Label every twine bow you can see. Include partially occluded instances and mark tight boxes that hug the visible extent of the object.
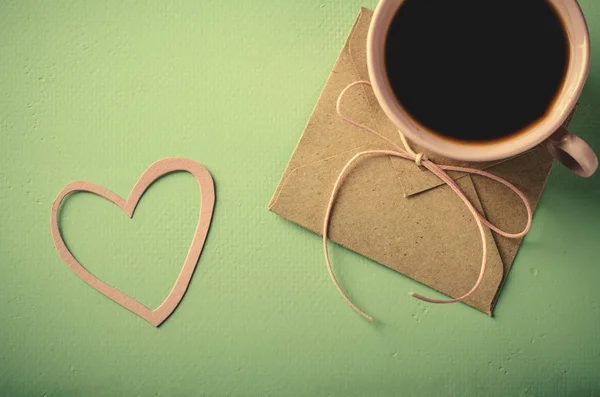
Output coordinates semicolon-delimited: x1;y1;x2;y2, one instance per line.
323;81;533;321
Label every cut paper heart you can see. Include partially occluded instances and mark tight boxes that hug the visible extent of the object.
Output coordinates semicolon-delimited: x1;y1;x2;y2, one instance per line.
50;158;215;327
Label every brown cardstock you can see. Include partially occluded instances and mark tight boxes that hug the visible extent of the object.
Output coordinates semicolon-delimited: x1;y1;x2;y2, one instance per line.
50;158;215;326
268;8;577;315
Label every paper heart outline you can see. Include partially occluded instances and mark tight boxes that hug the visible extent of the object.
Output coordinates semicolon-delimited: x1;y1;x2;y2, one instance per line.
50;158;215;327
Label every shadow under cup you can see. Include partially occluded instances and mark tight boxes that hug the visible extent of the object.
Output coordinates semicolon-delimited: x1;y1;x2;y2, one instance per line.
367;0;594;168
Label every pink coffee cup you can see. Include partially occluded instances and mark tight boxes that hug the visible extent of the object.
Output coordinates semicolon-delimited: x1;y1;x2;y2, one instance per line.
367;0;598;177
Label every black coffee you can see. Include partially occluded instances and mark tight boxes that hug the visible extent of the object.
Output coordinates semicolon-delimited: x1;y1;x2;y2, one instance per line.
385;0;569;142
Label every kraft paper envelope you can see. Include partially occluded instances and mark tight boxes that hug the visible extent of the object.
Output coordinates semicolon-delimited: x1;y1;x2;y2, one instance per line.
269;7;577;315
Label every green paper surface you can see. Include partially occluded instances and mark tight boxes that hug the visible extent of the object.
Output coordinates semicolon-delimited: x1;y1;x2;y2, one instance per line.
1;1;600;396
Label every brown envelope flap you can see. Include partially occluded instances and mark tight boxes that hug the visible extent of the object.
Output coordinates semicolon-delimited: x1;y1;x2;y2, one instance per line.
404;104;578;196
401;104;578;197
390;104;578;197
269;144;505;314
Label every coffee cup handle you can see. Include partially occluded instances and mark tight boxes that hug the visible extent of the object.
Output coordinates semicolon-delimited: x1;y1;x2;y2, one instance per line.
545;126;598;177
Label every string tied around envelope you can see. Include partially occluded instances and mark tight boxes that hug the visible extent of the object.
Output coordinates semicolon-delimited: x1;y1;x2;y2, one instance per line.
324;80;533;322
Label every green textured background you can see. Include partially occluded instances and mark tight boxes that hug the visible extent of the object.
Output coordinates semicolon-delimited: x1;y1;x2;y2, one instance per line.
1;1;600;396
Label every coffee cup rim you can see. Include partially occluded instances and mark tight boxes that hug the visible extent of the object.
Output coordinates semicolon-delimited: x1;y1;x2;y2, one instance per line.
367;0;590;162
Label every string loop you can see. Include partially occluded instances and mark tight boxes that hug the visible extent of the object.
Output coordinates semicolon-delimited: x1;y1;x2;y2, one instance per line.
324;80;533;321
414;152;426;167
